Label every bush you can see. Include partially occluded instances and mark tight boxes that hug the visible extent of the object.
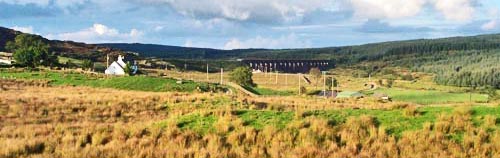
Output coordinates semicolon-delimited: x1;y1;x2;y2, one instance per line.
229;67;255;87
403;106;420;117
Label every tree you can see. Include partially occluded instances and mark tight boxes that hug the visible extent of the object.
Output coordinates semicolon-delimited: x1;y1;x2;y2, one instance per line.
124;63;132;76
326;77;338;90
229;66;255;87
387;78;394;88
486;86;498;102
82;59;94;71
6;34;54;67
309;67;321;88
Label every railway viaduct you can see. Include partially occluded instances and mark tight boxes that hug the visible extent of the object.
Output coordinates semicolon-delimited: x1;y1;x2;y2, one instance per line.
242;60;334;73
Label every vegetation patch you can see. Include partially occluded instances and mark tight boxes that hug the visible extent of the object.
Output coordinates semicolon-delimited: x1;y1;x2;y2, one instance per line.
0;70;225;92
235;110;294;130
375;88;488;105
176;113;218;134
243;86;295;96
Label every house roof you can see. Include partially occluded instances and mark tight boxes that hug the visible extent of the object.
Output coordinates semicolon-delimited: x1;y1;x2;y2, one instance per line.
0;52;12;57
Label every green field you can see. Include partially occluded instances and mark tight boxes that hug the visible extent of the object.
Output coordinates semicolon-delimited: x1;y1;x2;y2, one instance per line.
0;70;225;92
374;88;489;105
169;106;500;137
244;86;295;96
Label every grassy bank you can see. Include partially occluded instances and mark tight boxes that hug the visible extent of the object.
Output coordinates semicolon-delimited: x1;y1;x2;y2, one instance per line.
243;86;295;96
171;106;500;137
0;69;225;92
374;88;489;105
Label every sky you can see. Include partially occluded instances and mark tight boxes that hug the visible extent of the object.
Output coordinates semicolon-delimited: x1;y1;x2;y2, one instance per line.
1;0;500;50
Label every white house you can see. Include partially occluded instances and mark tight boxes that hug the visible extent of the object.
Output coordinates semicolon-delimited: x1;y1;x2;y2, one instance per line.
0;52;14;65
105;55;127;75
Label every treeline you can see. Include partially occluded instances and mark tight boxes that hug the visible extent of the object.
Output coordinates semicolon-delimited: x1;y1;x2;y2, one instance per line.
409;50;500;88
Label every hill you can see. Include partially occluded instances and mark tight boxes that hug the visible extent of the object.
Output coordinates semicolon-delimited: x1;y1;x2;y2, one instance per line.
100;34;500;63
0;26;124;61
2;26;499;88
97;43;267;59
101;34;500;88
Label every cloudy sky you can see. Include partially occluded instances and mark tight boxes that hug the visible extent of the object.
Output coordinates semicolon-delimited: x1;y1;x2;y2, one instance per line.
1;0;500;49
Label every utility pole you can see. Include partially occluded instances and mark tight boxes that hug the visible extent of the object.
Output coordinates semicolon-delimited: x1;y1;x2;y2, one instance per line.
331;76;334;97
275;71;278;85
270;68;273;82
206;63;209;82
323;72;326;97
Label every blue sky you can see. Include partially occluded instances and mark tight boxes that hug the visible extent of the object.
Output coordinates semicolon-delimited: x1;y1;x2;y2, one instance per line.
1;0;500;49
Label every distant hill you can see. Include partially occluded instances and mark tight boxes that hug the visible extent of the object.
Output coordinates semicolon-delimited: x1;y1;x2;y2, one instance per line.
97;43;267;59
0;27;21;52
2;26;499;87
0;26;125;61
99;34;500;63
100;34;500;88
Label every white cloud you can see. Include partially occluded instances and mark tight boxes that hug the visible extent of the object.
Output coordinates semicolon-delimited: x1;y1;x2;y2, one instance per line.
481;8;500;31
349;0;476;22
154;26;164;32
433;0;475;22
481;20;497;30
53;0;86;8
223;34;311;50
0;0;50;6
46;24;144;43
0;0;86;8
156;0;335;23
350;0;426;19
11;26;34;34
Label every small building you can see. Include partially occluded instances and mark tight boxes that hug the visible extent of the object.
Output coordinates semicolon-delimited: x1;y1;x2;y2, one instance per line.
336;91;364;98
0;52;14;65
105;55;137;75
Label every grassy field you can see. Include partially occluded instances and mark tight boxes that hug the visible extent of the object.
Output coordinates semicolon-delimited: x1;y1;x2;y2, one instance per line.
1;68;499;157
244;86;295;96
374;88;489;105
1;76;500;157
0;69;225;92
167;106;500;137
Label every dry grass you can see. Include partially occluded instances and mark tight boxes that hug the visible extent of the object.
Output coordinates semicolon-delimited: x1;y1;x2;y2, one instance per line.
1;79;500;157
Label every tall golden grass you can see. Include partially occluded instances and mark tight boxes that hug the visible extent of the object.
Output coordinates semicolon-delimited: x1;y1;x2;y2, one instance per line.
1;79;500;157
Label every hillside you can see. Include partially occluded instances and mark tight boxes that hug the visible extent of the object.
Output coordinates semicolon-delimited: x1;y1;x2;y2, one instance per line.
101;34;500;88
2;26;499;88
0;27;124;61
99;34;500;62
97;43;267;59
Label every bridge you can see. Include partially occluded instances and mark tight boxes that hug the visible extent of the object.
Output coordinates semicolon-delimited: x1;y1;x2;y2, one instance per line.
242;60;334;73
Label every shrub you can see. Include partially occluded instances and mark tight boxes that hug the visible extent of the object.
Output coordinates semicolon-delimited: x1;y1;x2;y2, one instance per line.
403;106;420;117
229;67;255;87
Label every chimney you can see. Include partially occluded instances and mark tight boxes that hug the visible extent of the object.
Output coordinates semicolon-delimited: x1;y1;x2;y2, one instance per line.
106;54;110;68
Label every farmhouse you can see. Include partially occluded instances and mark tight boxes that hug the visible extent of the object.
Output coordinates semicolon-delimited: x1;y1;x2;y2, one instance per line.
0;52;14;65
105;55;137;75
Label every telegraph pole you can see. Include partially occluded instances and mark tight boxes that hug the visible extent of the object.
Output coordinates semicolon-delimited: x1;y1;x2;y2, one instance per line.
331;76;334;97
275;71;278;85
323;72;326;97
206;63;209;82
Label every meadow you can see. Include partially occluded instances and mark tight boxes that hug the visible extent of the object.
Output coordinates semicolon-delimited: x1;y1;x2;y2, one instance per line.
0;69;226;93
1;69;499;157
374;88;489;105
